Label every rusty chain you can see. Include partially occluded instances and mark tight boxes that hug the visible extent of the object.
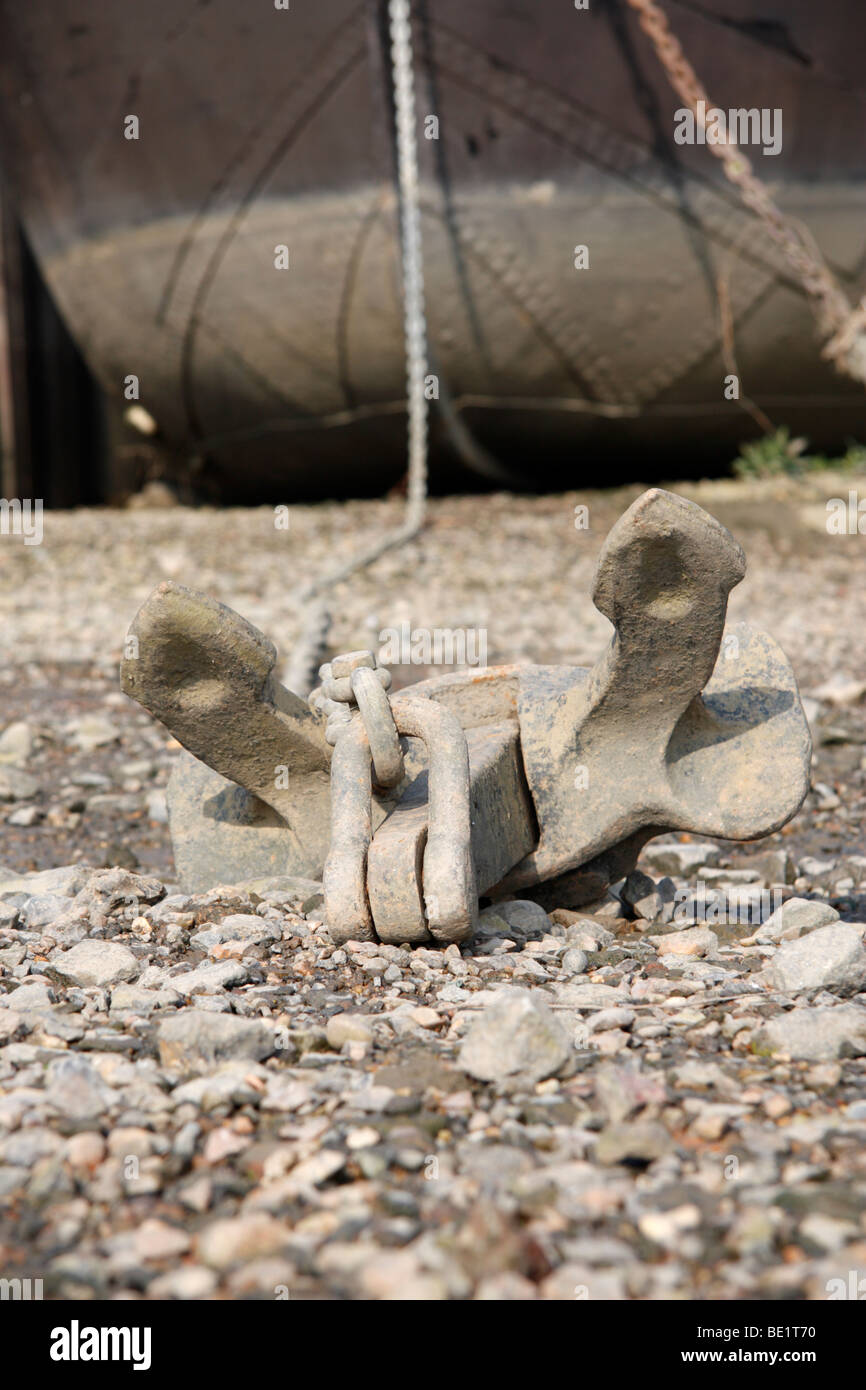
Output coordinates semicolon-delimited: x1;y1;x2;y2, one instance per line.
625;0;866;385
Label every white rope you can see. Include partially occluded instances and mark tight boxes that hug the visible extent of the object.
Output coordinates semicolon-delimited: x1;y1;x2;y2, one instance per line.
287;0;429;695
389;0;429;529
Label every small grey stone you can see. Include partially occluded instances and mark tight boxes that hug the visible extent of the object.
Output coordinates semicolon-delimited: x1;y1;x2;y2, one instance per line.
0;721;34;765
0;1011;26;1042
798;855;837;880
19;894;70;929
642;841;721;877
196;1213;291;1270
234;876;324;912
49;940;140;989
457;1142;534;1189
481;900;550;939
0;766;40;801
738;849;795;886
45;1056;113;1120
158;1009;277;1071
809;674;866;706
326;1013;374;1049
621;870;661;921
190;914;279;950
587;1007;636;1034
563;920;615;951
148;1265;218;1299
213;914;275;938
594;1121;671;1166
78;866;165;906
560;948;588;976
0;865;88;900
755;897;839;943
176;1066;267;1111
755;1004;866;1061
458;987;570;1087
146;789;168;824
798;1213;858;1252
552;982;628;1009
0;981;55;1011
191;995;234;1014
647;925;719;958
764;924;866;996
109;983;181;1015
0;1127;63;1166
170;960;249;995
581;893;625;921
63;714;120;753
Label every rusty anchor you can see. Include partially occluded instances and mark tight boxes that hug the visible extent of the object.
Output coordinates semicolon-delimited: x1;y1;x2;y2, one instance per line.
120;489;811;944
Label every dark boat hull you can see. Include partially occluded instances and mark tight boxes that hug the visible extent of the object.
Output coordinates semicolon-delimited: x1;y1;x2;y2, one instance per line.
0;0;864;499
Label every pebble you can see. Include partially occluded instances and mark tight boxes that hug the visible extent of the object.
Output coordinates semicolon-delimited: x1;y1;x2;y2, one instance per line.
0;981;54;1010
63;714;120;752
191;914;279;949
639;1204;702;1246
197;1214;291;1270
587;1007;636;1034
620;870;662;921
755;896;840;943
480;900;551;938
148;1265;218;1299
44;1057;113;1120
171;960;249;995
134;1219;192;1262
755;1003;866;1060
1;865;85;899
326;1013;374;1048
560;947;588;975
409;1006;442;1028
595;1121;671;1166
458;987;571;1087
0;721;34;764
764;924;866;996
641;841;721;876
49;939;139;988
648;925;718;958
798;1213;859;1252
109;983;181;1014
65;1132;107;1169
0;766;40;801
157;1010;277;1071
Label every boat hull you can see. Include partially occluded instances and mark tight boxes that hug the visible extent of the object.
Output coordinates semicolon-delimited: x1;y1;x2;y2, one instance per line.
0;0;864;497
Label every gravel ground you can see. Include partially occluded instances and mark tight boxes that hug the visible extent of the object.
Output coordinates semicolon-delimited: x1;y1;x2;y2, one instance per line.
0;473;865;1301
